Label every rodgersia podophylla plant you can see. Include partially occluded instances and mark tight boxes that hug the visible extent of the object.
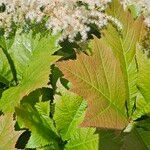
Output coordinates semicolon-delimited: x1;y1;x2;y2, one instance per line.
0;0;149;150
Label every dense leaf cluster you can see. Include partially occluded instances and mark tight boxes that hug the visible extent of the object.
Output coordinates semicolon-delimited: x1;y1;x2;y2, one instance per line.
0;0;149;150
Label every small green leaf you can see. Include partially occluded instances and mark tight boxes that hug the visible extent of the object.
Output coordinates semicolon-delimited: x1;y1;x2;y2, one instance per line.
8;31;60;80
54;88;87;140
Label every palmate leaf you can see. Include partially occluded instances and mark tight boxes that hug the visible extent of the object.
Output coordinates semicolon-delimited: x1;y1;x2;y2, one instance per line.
16;102;59;149
57;36;128;130
54;86;87;140
104;0;146;115
0;33;60;113
0;114;23;150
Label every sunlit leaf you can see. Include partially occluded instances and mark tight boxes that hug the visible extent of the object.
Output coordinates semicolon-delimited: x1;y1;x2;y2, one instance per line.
133;47;150;118
16;102;59;148
0;33;61;113
65;128;98;150
57;35;128;129
105;0;146;115
54;86;87;140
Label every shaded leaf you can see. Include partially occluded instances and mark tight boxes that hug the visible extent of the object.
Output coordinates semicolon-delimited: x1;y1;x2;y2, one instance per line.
0;36;17;84
0;48;13;85
0;114;23;150
98;129;123;150
122;119;150;150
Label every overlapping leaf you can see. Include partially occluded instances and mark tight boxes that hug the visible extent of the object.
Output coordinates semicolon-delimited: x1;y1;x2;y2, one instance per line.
57;0;146;129
54;87;87;140
133;48;150;118
104;0;146;114
54;85;98;149
16;102;59;149
0;114;23;150
65;128;98;150
98;129;123;150
0;36;16;85
122;119;150;150
0;33;60;113
8;31;60;80
57;35;128;129
0;49;13;85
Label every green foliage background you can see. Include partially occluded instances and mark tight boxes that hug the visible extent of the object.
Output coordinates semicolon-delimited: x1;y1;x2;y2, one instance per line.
0;0;149;150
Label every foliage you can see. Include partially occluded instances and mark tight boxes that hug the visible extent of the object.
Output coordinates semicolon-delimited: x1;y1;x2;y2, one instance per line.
0;0;149;149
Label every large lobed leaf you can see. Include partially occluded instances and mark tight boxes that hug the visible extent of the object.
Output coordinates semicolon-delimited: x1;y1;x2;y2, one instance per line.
57;35;128;130
0;33;60;113
57;0;146;129
0;114;23;150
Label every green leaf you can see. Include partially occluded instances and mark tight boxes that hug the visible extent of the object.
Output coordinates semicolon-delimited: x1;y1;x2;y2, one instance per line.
0;114;23;150
0;36;17;84
65;128;99;150
0;48;13;85
54;86;87;140
0;33;61;113
57;35;128;130
137;49;150;103
16;102;59;149
105;0;146;115
8;31;60;80
133;48;150;118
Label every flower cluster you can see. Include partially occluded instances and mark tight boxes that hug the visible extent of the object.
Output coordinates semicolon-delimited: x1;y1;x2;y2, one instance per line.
121;0;150;27
0;0;113;42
